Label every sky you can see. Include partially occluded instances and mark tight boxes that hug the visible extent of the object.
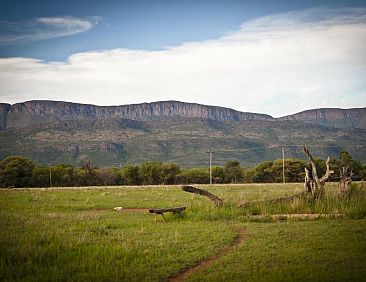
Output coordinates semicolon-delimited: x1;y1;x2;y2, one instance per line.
0;0;365;117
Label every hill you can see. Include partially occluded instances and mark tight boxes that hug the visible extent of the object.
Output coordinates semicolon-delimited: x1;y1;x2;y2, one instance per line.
0;100;365;167
278;108;366;129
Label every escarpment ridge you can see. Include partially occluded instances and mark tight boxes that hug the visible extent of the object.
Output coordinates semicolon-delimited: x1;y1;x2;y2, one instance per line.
1;100;365;129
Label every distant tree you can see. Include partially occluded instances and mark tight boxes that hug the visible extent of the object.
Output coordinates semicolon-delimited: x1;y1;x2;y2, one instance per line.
0;156;34;187
161;163;180;185
212;166;225;183
242;167;253;183
30;165;50;187
340;150;354;169
140;161;163;185
271;158;306;183
59;165;78;186
178;168;210;184
340;150;363;173
96;167;118;186
225;160;243;183
224;160;243;183
119;164;141;185
50;165;75;187
248;161;274;183
76;159;97;186
317;150;362;181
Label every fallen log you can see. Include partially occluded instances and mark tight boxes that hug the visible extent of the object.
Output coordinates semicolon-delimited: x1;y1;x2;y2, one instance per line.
238;191;306;208
182;185;224;207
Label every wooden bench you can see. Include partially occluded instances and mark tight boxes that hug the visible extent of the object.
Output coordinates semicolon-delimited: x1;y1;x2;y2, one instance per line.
148;206;186;222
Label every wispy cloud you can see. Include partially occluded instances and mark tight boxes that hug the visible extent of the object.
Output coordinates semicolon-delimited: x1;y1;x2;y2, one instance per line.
0;16;100;44
0;7;365;117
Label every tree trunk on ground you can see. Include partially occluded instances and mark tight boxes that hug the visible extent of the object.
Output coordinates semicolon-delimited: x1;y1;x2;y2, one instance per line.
182;185;224;207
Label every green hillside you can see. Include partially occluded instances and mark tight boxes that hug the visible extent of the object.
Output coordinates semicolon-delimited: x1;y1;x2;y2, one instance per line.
1;117;365;167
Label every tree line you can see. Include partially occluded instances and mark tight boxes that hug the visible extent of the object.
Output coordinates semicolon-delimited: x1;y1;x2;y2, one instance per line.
0;151;365;188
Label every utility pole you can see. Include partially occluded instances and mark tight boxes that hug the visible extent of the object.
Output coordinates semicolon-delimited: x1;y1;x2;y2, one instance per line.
282;147;285;184
49;163;52;188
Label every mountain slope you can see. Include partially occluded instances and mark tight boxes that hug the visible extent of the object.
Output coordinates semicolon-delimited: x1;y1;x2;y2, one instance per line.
0;100;365;167
0;100;273;130
1;100;365;129
278;108;366;129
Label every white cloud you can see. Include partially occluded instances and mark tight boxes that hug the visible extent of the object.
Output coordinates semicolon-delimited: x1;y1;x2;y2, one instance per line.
0;16;99;44
0;7;365;117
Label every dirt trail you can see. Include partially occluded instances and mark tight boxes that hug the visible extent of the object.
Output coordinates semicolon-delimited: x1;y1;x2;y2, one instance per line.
87;208;149;213
118;208;148;213
169;227;248;282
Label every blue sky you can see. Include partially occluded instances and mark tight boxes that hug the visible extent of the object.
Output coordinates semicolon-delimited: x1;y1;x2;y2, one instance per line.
0;0;365;116
1;0;365;61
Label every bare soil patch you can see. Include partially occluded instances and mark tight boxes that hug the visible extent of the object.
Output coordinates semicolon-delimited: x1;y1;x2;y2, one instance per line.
119;208;149;213
83;208;149;213
169;227;248;282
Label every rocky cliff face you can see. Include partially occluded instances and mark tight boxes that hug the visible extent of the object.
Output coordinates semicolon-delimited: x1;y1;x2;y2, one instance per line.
3;100;274;129
0;103;11;130
1;100;365;129
278;108;366;129
1;100;365;166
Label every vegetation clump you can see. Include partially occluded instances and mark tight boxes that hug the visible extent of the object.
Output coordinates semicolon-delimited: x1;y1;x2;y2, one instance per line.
0;150;364;188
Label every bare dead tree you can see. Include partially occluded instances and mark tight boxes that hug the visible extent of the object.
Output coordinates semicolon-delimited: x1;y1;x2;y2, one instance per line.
303;145;333;198
304;167;314;193
237;146;334;209
338;166;353;196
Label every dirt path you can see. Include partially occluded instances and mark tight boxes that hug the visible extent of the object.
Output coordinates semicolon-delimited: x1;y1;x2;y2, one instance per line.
168;227;248;282
86;208;149;213
118;208;148;213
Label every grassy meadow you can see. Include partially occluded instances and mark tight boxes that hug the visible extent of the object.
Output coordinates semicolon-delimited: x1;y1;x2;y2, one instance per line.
0;183;365;281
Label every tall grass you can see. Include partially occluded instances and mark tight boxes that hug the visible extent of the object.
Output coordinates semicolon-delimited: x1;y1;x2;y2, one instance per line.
187;219;366;282
176;182;366;222
250;182;366;218
0;182;365;281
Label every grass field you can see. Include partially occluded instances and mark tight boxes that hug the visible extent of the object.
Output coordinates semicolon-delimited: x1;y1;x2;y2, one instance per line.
1;183;365;281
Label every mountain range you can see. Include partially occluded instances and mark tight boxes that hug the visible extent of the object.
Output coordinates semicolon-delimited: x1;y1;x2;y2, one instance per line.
0;100;365;167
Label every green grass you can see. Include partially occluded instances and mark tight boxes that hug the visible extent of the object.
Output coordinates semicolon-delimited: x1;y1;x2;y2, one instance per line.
188;220;366;282
0;183;365;281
